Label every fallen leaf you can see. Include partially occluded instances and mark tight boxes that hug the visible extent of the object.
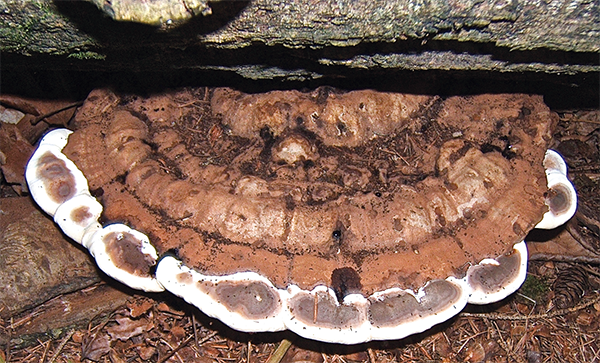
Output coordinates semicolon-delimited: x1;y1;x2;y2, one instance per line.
171;325;186;340
432;332;453;357
128;298;153;318
106;317;154;341
481;339;500;361
81;333;110;362
198;345;220;357
109;350;127;363
532;325;552;338
282;345;324;363
343;351;369;362
72;331;84;343
464;341;485;363
137;345;157;361
156;302;185;315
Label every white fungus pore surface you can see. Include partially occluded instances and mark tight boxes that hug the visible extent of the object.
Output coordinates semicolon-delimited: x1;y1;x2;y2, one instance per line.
24;97;578;344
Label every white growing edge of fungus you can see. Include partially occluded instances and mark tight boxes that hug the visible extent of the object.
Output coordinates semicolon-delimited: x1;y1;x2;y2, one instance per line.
25;128;578;344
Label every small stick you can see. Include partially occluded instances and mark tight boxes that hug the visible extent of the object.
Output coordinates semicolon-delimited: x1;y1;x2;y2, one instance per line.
158;331;218;363
48;329;75;363
266;339;292;363
561;119;600;125
159;337;189;363
367;348;377;363
313;294;318;324
39;339;51;363
530;254;600;264
192;315;198;348
31;101;84;125
461;293;600;320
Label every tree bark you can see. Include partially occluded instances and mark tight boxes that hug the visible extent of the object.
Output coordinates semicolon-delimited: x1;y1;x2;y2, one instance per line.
0;0;598;80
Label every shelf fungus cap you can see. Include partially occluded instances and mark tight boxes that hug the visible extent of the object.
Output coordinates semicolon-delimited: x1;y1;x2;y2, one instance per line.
368;278;469;341
38;128;73;149
535;150;577;230
87;224;164;292
466;241;528;304
156;255;287;332
282;285;371;344
43;91;574;344
54;193;103;244
543;149;568;176
25;129;91;216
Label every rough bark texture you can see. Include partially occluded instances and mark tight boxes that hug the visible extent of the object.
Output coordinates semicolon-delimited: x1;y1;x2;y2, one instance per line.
0;0;598;80
0;197;100;318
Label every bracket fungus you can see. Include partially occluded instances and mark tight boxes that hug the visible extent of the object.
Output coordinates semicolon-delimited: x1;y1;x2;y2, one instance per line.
25;88;577;344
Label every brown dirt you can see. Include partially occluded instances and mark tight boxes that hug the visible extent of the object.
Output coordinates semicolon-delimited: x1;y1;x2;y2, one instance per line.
1;94;598;363
63;88;552;293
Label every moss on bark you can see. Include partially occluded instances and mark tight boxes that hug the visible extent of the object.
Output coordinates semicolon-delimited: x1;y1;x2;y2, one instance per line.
0;0;598;79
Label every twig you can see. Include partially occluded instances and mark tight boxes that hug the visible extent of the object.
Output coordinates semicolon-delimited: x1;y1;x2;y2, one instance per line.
492;320;523;363
461;293;600;320
266;339;292;363
176;100;209;108
39;339;51;363
159;337;188;363
581;265;600;278
456;331;487;354
192;315;198;348
367;348;377;363
158;331;217;363
563;119;600;125
417;343;432;360
48;329;75;363
31;101;84;125
529;253;600;264
197;331;218;345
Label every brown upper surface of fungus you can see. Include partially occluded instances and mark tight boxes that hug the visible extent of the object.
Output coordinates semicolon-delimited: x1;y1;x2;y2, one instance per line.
62;87;556;295
36;152;78;204
103;231;156;277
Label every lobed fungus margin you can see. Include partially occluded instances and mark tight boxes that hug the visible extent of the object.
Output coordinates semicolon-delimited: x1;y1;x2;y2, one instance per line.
25;88;577;343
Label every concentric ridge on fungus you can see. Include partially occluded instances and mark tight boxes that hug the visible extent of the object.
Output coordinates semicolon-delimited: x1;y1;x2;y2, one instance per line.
25;88;578;344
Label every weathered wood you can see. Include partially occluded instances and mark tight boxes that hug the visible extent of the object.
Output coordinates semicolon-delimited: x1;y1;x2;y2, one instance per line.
88;0;213;25
0;0;598;79
0;197;101;318
2;284;130;349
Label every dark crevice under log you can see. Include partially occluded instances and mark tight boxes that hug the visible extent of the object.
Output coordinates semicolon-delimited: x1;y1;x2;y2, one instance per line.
0;0;598;82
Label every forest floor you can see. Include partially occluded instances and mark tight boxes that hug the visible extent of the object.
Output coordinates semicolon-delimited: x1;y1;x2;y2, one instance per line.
0;94;598;363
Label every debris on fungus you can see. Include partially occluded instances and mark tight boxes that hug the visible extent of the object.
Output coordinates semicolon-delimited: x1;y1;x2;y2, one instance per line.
26;129;163;293
25;87;577;343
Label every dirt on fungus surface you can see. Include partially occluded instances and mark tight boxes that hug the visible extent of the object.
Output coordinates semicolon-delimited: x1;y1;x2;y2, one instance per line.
62;87;554;294
1;95;599;363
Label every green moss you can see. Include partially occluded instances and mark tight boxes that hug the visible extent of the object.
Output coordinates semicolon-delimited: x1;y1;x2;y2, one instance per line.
518;275;550;304
68;51;106;60
0;0;99;55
